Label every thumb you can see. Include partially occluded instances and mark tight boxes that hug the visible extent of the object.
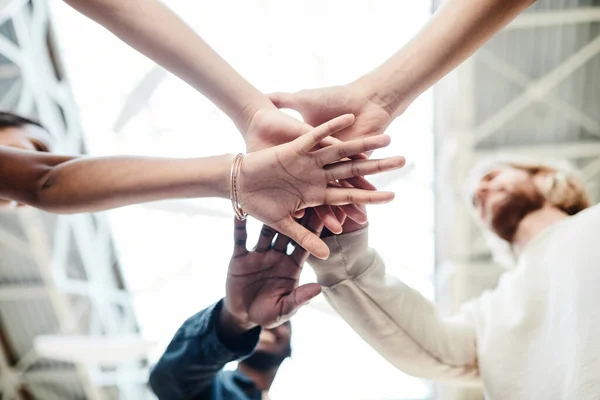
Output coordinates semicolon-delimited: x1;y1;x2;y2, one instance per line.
275;218;330;260
281;283;322;317
269;92;300;110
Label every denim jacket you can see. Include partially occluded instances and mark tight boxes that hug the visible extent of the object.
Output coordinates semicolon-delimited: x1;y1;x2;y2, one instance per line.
149;300;263;400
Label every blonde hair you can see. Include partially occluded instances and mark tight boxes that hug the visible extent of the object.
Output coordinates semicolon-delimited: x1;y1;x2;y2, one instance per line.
465;157;591;267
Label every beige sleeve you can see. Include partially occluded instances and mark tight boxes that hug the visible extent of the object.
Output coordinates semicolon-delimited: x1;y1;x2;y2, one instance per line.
309;227;481;383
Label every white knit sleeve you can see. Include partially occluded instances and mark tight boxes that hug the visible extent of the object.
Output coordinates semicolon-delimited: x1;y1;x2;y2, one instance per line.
309;227;481;383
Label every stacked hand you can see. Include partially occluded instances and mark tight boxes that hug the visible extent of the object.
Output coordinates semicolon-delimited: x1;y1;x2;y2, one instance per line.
243;90;397;235
268;84;393;144
244;105;373;232
241;114;405;259
222;215;324;331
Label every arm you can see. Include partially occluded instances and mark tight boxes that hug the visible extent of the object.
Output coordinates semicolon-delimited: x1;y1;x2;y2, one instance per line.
309;226;480;382
149;300;262;400
60;0;376;232
354;0;536;117
1;115;404;259
0;145;232;213
149;216;325;399
62;0;269;134
270;0;535;141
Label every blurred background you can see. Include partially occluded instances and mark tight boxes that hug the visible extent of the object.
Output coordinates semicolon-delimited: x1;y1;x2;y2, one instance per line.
0;0;598;399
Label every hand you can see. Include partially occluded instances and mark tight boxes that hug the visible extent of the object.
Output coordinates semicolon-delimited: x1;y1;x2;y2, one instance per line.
269;84;393;145
321;204;368;238
239;114;406;259
243;105;371;231
243;105;310;153
223;216;324;330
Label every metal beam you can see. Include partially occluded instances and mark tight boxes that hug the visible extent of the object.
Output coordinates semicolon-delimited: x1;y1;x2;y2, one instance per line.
478;50;600;138
0;79;22;110
92;369;149;387
0;226;32;257
22;369;75;383
0;340;23;400
582;158;600;181
474;34;600;145
62;280;132;306
0;33;23;66
17;211;102;400
474;140;600;160
0;0;28;27
507;7;600;30
0;285;47;301
0;64;20;79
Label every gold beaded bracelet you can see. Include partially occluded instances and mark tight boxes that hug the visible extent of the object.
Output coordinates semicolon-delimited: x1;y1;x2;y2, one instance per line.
229;153;248;221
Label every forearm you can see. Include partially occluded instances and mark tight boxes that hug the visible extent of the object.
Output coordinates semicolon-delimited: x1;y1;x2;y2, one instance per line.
352;0;535;117
218;303;258;341
63;0;271;132
0;147;233;213
310;229;480;382
149;301;260;400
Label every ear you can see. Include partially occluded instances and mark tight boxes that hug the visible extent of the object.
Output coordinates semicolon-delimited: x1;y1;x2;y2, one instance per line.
539;172;568;208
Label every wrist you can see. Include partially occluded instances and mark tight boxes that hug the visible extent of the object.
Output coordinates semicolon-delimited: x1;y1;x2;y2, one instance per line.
234;151;257;212
350;71;411;119
219;304;257;338
210;154;236;199
237;96;275;136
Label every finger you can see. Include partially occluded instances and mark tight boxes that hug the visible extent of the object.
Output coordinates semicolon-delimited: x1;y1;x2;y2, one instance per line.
293;209;306;219
337;181;368;224
316;136;368;160
273;232;292;253
339;204;365;224
314;205;342;234
275;218;330;260
324;188;395;206
295;114;355;152
268;92;297;109
291;211;324;265
254;224;277;252
281;283;322;316
350;152;369;160
333;206;347;225
325;156;406;181
314;135;391;166
343;177;377;191
317;135;340;149
233;218;248;257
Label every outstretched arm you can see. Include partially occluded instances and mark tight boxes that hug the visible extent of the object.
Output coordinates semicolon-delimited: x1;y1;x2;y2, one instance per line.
354;0;536;117
1;115;405;259
62;0;270;135
309;214;481;382
270;0;535;141
151;215;325;399
60;0;377;232
149;300;262;400
0;145;232;213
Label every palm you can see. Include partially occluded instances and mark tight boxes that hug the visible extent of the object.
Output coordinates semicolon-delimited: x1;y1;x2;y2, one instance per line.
237;114;405;259
244;107;310;153
240;146;327;226
270;85;393;144
225;220;322;329
227;251;302;328
243;103;388;234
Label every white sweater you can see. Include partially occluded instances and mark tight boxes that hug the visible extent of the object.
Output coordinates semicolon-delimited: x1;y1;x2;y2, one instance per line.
309;204;600;399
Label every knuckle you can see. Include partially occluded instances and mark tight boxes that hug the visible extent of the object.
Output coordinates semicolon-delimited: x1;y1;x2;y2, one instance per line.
351;163;361;177
346;192;353;203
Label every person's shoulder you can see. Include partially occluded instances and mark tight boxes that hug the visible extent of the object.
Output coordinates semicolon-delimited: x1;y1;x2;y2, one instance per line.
564;203;600;230
574;203;600;218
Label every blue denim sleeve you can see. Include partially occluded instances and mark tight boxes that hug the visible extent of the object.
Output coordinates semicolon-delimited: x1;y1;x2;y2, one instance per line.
149;299;261;400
